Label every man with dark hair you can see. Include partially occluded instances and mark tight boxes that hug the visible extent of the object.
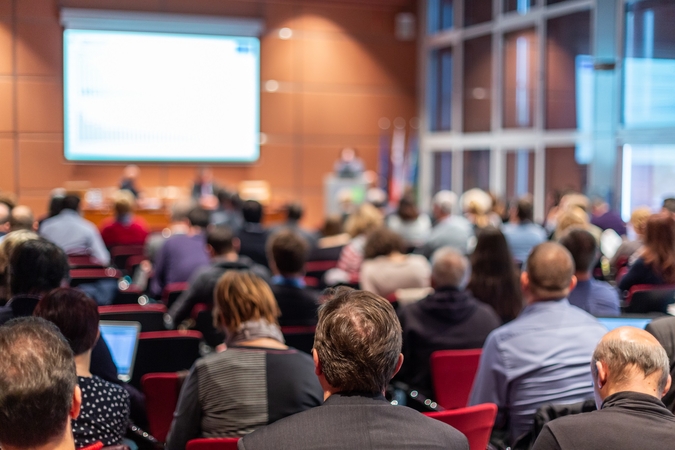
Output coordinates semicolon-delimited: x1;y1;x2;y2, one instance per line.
268;229;319;327
270;202;318;248
237;200;270;268
0;317;82;450
211;190;243;232
469;242;607;445
167;225;270;328
590;197;626;236
239;288;469;450
502;196;547;262
532;327;675;450
39;193;110;265
150;206;211;298
560;228;620;316
662;197;675;215
397;247;501;398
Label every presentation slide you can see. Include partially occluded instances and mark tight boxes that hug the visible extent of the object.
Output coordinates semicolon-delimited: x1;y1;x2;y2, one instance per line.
64;29;260;162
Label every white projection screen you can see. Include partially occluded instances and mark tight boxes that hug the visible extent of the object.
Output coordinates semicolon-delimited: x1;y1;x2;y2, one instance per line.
61;9;262;162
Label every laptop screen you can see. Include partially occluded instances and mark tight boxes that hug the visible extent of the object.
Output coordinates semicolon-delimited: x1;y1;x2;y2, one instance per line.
597;317;653;332
99;321;141;382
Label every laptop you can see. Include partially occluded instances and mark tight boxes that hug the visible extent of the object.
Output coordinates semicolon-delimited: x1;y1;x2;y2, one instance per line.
596;316;655;332
99;321;141;383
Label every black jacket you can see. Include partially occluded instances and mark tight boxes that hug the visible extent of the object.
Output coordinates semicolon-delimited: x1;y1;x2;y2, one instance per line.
271;283;320;327
646;316;675;412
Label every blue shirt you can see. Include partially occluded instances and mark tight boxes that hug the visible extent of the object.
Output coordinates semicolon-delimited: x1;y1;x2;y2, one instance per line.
568;279;621;317
420;215;474;257
501;222;548;263
469;299;607;441
40;209;110;265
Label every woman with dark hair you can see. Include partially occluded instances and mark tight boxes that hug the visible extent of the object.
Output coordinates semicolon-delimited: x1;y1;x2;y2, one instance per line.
618;213;675;293
166;271;322;449
386;194;432;246
466;227;523;323
34;288;130;448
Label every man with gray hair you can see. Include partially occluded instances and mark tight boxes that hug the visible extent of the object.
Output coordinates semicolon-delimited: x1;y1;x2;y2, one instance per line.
532;327;675;449
418;190;474;257
396;247;501;398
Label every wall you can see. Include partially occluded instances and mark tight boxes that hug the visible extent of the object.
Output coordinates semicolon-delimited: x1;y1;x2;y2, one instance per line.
0;0;417;226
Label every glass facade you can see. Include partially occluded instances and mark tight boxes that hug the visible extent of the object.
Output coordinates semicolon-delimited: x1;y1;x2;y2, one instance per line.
503;28;538;129
428;48;453;131
463;35;492;132
427;0;454;34
504;0;534;15
463;150;491;192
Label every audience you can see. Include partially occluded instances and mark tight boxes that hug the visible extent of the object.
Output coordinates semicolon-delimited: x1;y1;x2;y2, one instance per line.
560;228;620;316
662;197;675;215
591;197;627;236
237;200;270;268
532;327;675;450
646;316;675;412
618;212;675;294
310;214;350;260
386;193;432;246
0;317;82;450
419;190;474;257
461;188;501;229
0;230;39;304
397;248;501;398
99;189;150;247
40;194;111;265
469;242;607;444
611;206;650;272
467;227;523;323
268;229;320;327
239;287;469;450
0;201;10;238
167;225;270;328
166;271;322;449
150;206;210;298
8;205;37;233
359;227;431;298
211;190;243;232
34;288;131;448
270;202;318;248
501;196;547;263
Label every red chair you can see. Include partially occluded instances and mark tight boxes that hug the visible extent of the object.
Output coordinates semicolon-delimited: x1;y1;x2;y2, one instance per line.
99;304;167;332
162;282;189;307
425;403;497;450
70;267;122;287
125;254;146;275
68;254;105;269
281;325;316;355
624;284;675;314
186;438;240;450
141;373;181;443
430;349;482;410
110;245;145;273
113;284;146;305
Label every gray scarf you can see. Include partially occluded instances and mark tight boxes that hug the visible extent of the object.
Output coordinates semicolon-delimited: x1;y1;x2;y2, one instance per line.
225;319;285;346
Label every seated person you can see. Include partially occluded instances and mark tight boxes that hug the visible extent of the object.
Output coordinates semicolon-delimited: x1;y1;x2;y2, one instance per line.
501;196;547;263
0;317;83;450
397;247;501;398
210;190;243;233
533;327;675;450
237;200;270;268
268;229;320;327
167;225;270;328
418;190;474;257
0;229;38;304
312;215;350;259
166;271;322;449
560;228;620;316
99;189;150;247
386;194;432;247
269;202;318;249
359;227;431;298
34;288;130;448
611;207;650;273
8;205;37;233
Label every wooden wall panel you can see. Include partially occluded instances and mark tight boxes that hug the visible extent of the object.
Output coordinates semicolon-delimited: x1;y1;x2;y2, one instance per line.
0;0;417;227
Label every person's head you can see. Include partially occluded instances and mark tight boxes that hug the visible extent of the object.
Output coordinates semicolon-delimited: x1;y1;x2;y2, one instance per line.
198;167;214;183
268;230;309;277
630;207;652;237
344;203;383;238
522;242;576;303
207;225;239;257
559;228;598;275
213;271;280;332
9;238;69;297
9;206;35;232
187;206;210;229
560;193;590;213
123;164;139;181
432;190;457;219
363;227;405;260
471;226;516;273
321;215;343;237
431;247;470;289
340;147;356;162
0;317;81;449
47;192;65;218
285;202;303;222
0;202;10;234
111;190;135;218
554;206;589;239
591;327;671;408
313;287;403;395
662;197;675;214
34;288;99;356
642;213;675;283
61;194;81;212
513;196;535;223
591;197;609;216
397;194;419;222
242;200;264;224
169;199;194;224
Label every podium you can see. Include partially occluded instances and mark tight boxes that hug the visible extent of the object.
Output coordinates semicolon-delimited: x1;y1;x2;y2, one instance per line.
324;175;369;216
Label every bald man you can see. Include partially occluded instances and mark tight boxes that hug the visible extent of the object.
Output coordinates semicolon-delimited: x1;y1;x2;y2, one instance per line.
469;242;607;444
532;327;675;449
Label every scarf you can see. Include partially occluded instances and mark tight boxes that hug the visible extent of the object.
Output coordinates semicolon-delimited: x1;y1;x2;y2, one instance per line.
225;319;285;346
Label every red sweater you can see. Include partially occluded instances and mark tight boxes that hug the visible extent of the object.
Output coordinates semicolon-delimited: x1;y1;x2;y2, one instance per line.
100;216;150;247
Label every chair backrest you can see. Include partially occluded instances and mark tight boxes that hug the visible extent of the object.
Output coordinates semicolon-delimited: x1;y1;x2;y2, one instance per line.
625;284;675;314
161;282;189;307
68;254;105;269
281;325;316;354
425;403;497;450
430;349;482;410
130;330;202;388
70;267;122;286
186;438;240;450
141;372;181;443
113;284;145;305
99;304;167;332
110;245;145;273
125;254;146;275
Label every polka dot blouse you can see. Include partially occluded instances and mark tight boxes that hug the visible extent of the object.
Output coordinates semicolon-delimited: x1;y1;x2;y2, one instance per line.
72;375;130;447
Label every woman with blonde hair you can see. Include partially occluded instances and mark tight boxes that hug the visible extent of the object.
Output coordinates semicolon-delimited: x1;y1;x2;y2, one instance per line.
166;271;322;449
